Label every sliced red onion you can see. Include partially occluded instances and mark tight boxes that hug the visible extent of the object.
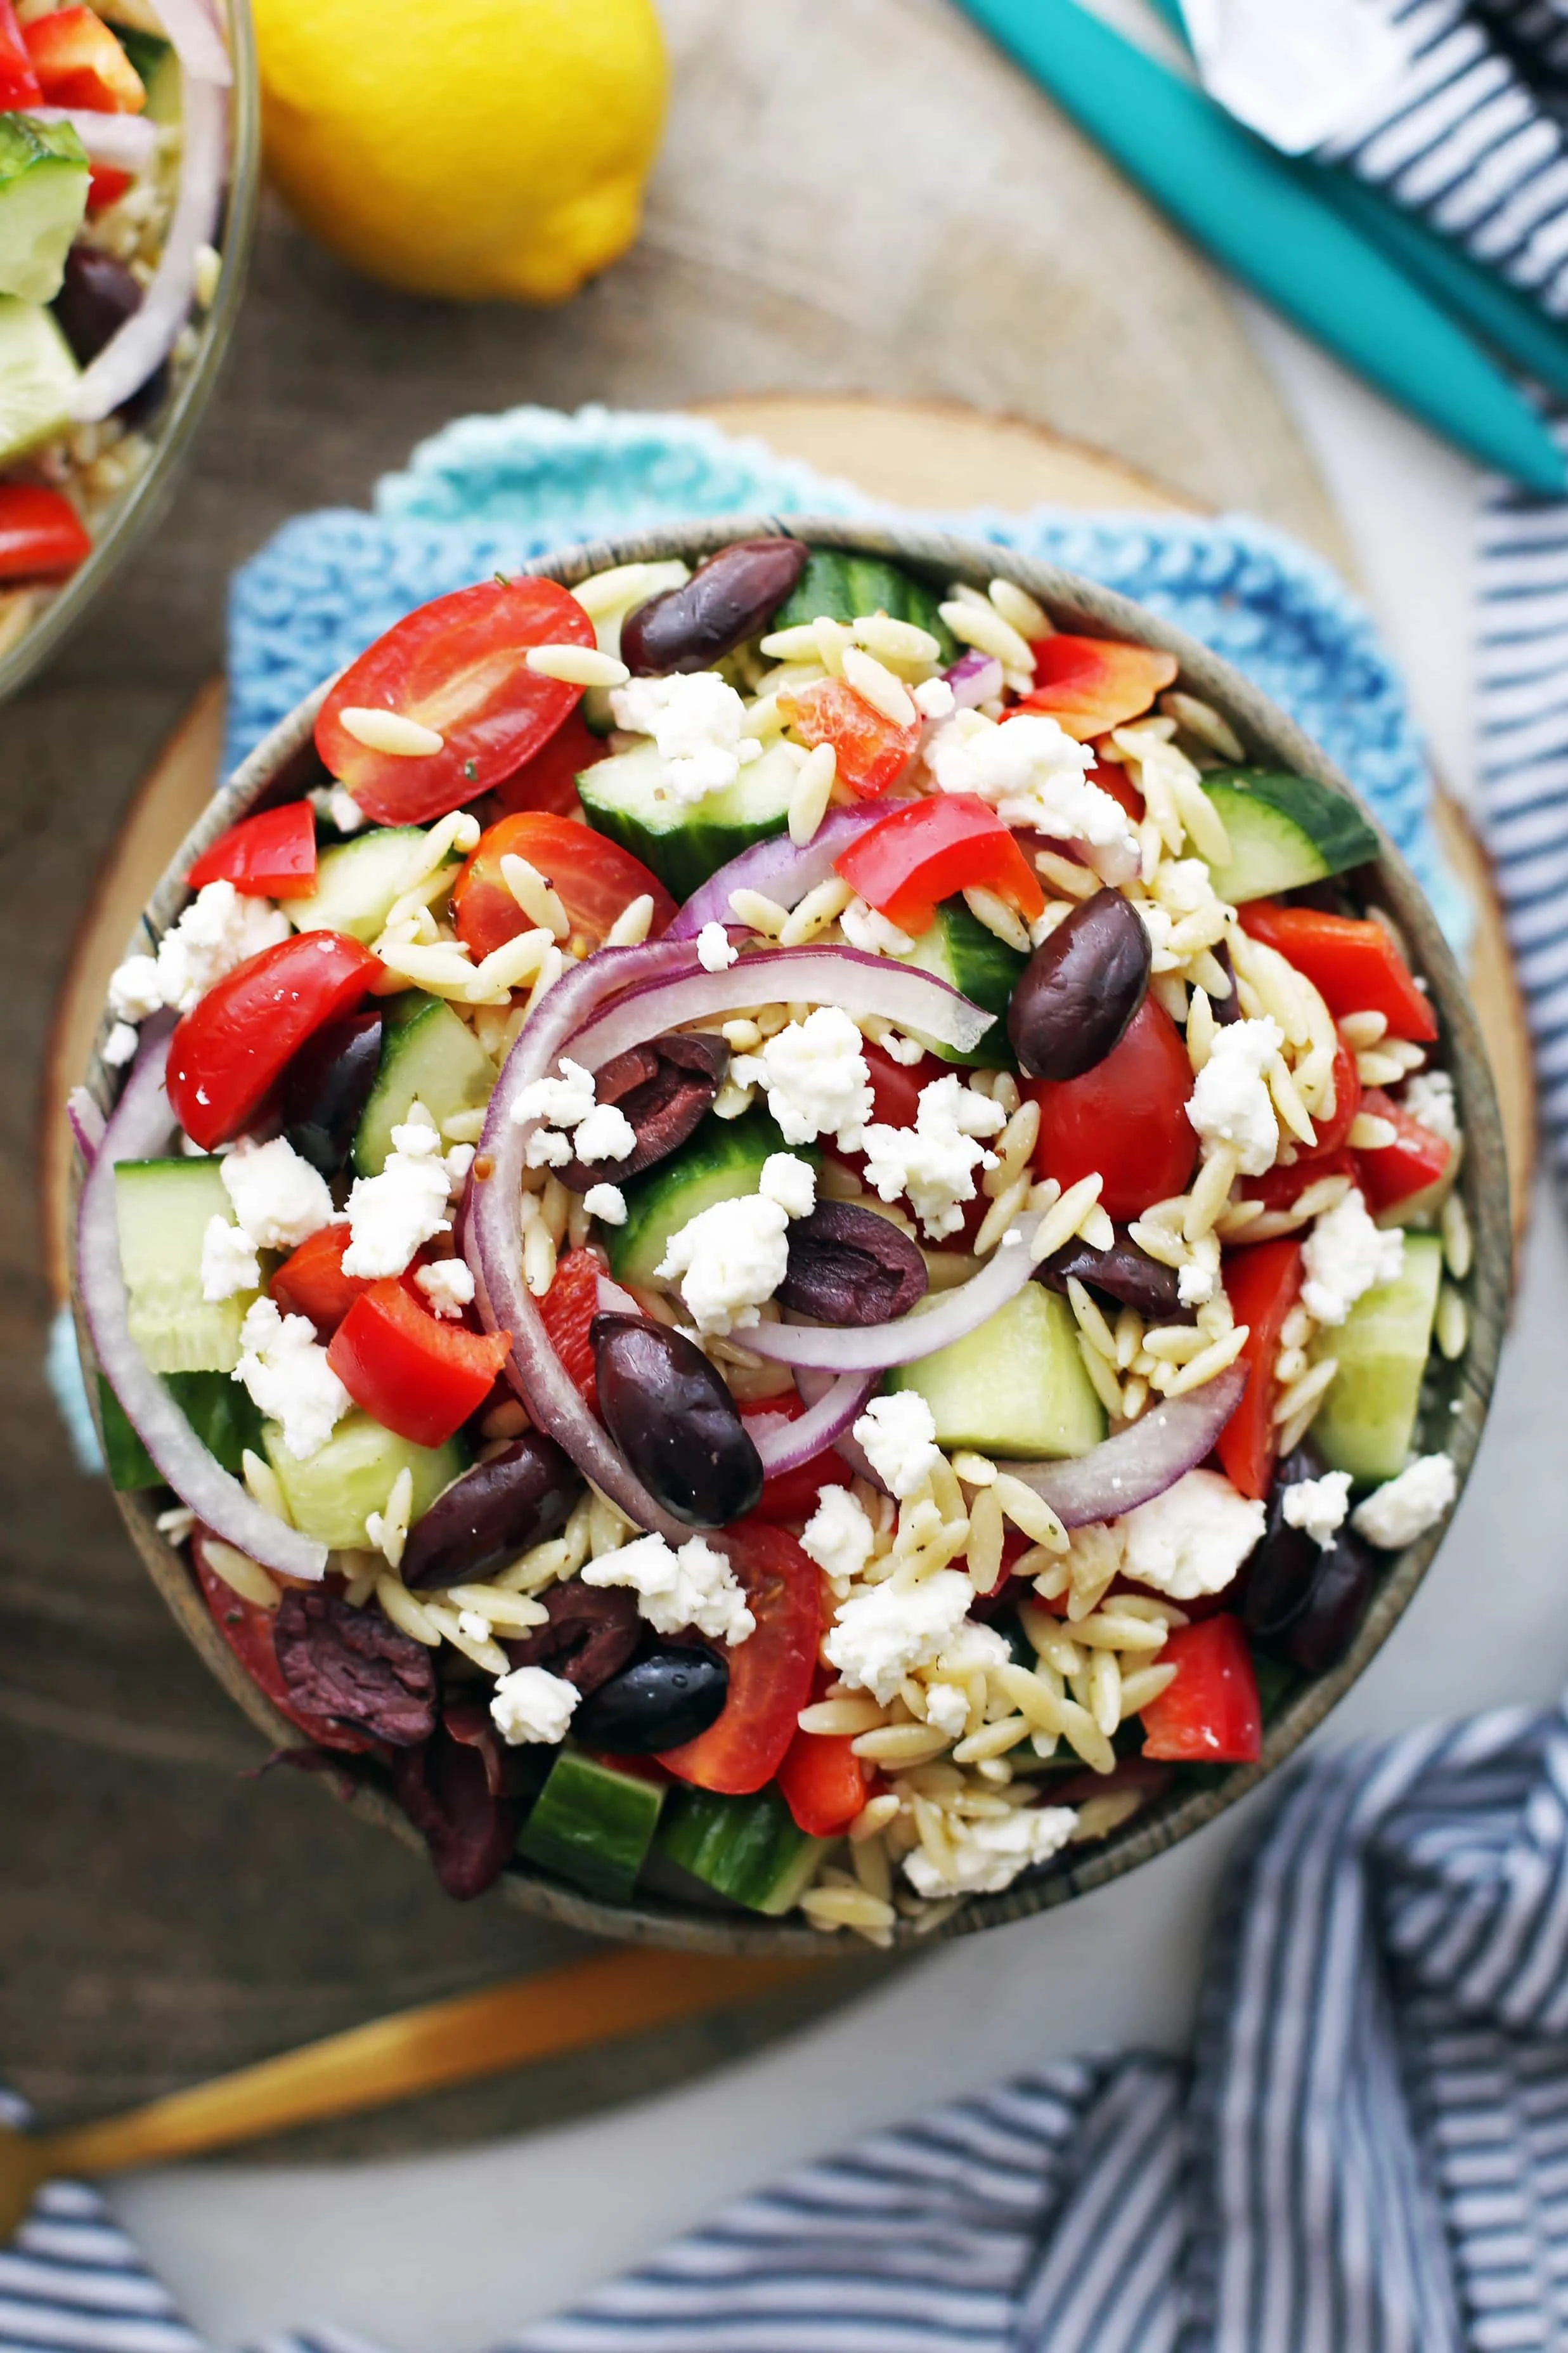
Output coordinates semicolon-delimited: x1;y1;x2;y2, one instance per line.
796;1366;884;1490
72;72;225;423
151;0;232;84
29;107;159;171
741;1220;1037;1370
749;1371;878;1477
68;1086;106;1166
595;1273;642;1318
1007;1366;1248;1529
946;650;1004;709
667;807;890;939
75;1026;328;1581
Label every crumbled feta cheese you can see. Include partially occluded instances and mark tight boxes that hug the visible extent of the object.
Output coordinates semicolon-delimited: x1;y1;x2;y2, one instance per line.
200;1215;261;1303
1186;1017;1283;1176
697;921;739;972
1351;1453;1457;1549
573;1104;637;1164
342;1103;452;1279
912;675;956;721
609;672;763;804
824;1567;973;1702
923;1681;971;1740
457;1609;493;1644
859;1072;1005;1241
840;896;916;957
220;1135;334;1251
903;1804;1077;1897
927;711;1137;880
1178;1232;1221;1308
1401;1068;1458;1149
936;1620;1013;1677
1281;1470;1352;1549
232;1296;351;1461
491;1664;580;1746
731;1007;874;1151
760;1151;817;1219
329;789;367;834
102;1020;140;1066
107;954;163;1024
526;1129;573;1170
444;1144;476;1198
1300;1187;1404;1327
415;1259;476;1320
1117;1468;1265;1599
154;882;292;1015
583;1182;628;1225
853;1392;942;1499
656;1190;791;1334
801;1485;878;1582
511;1057;597;1132
582;1531;755;1644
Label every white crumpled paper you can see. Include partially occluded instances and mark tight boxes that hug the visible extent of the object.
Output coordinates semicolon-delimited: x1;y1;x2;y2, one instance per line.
1178;0;1410;155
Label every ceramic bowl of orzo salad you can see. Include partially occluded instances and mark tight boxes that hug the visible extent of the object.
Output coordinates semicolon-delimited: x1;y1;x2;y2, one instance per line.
68;519;1508;1952
0;0;258;698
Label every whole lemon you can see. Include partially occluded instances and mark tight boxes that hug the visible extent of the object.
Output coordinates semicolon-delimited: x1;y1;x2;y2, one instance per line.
252;0;668;301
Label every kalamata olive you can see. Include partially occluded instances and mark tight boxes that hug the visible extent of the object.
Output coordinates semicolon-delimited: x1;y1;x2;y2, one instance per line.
779;1200;928;1324
1036;1234;1187;1320
564;1032;727;1190
1007;888;1151;1080
1243;1445;1379;1671
621;537;810;675
1209;939;1243;1026
574;1645;730;1753
592;1313;763;1528
504;1579;641;1695
52;245;141;365
1274;1537;1378;1676
280;1008;384;1178
274;1589;436;1746
401;1433;581;1590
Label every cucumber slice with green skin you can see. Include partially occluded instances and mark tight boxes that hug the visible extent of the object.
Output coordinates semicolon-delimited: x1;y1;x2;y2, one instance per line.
98;1369;264;1490
261;1411;467;1551
887;1281;1108;1459
898;897;1027;1067
609;1107;808;1287
577;738;798;901
1309;1234;1442;1486
0;293;80;464
115;1157;258;1374
774;552;957;663
516;1750;664;1903
0;117;88;304
1200;769;1378;905
280;825;437;944
352;991;495;1178
656;1783;833;1915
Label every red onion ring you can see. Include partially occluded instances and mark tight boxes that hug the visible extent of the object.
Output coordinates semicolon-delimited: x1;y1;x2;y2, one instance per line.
740;1221;1037;1369
946;650;1004;709
29;107;159;171
666;806;890;939
1007;1366;1249;1528
68;1086;105;1166
748;1371;878;1477
75;1025;329;1581
151;0;231;85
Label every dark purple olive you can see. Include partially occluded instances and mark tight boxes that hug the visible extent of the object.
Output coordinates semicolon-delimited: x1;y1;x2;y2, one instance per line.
273;1589;436;1746
563;1032;727;1190
1274;1538;1378;1676
1209;939;1243;1026
1035;1234;1187;1320
1243;1445;1380;1672
401;1434;581;1590
1007;889;1151;1080
573;1645;730;1753
779;1200;928;1325
1243;1474;1325;1643
621;538;810;675
592;1313;763;1528
280;1008;384;1178
504;1579;642;1695
53;245;141;365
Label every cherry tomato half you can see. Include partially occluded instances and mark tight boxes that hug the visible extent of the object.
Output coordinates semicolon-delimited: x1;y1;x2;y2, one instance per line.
1140;1616;1262;1765
327;1281;511;1449
0;0;41;105
658;1521;820;1795
191;1530;372;1754
1025;994;1198;1222
0;482;91;582
1212;1239;1300;1502
188;801;317;897
453;810;676;963
167;931;379;1151
493;707;608;817
315;578;596;826
1355;1088;1453;1215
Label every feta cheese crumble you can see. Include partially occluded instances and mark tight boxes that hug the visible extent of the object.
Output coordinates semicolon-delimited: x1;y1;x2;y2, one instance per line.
581;1532;755;1645
1401;1068;1458;1149
697;921;739;973
801;1484;878;1583
512;1057;597;1132
731;1007;874;1151
853;1392;942;1499
903;1803;1078;1898
839;897;916;958
583;1182;628;1225
1117;1468;1266;1600
656;1190;791;1335
1186;1017;1283;1176
342;1104;453;1279
760;1151;817;1219
231;1296;351;1461
824;1567;973;1703
200;1215;261;1304
926;710;1137;880
1281;1470;1352;1549
491;1664;580;1746
107;882;291;1027
1300;1187;1404;1327
103;1020;139;1067
220;1136;334;1252
859;1072;1006;1241
1351;1453;1457;1549
912;675;956;721
609;672;763;804
415;1259;476;1320
107;955;162;1024
573;1104;637;1164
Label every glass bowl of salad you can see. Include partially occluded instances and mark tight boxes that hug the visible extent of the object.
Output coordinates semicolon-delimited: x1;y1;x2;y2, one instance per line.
67;521;1509;1953
0;0;258;701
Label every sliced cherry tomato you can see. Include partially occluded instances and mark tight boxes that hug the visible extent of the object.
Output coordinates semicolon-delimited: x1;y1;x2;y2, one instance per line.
188;801;317;897
740;1393;853;1524
23;6;144;108
453;809;676;962
777;1725;868;1837
270;1223;372;1339
1141;1615;1262;1764
1213;1239;1300;1501
191;1531;372;1754
1243;1148;1355;1217
1025;994;1197;1221
87;161;134;211
538;1246;601;1412
315;578;595;826
1088;753;1143;822
1240;902;1437;1043
0;0;44;103
327;1280;510;1449
658;1520;820;1795
493;706;607;817
834;793;1045;937
1355;1088;1453;1214
167;931;379;1151
1310;1034;1363;1157
778;675;921;798
0;483;91;582
1020;636;1178;741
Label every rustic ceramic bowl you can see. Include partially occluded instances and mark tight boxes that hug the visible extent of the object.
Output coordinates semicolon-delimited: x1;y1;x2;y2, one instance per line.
72;518;1511;1953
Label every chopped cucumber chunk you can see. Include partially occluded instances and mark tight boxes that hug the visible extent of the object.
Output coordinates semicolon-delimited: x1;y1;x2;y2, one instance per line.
898;897;1026;1066
578;738;797;900
517;1750;664;1903
656;1783;833;1914
888;1281;1107;1459
0;294;80;464
116;1156;258;1374
1310;1234;1443;1486
280;825;435;944
609;1107;805;1288
0;116;88;304
353;991;495;1178
1200;769;1378;904
261;1412;466;1551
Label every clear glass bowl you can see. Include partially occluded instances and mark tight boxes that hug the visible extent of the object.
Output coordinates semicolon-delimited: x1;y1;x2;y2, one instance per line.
0;0;261;704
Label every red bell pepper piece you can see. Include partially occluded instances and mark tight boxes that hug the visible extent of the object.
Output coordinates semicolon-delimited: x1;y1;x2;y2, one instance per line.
166;930;380;1150
777;675;921;798
1025;994;1198;1222
834;792;1046;936
269;1223;374;1339
1243;1148;1356;1217
740;1393;853;1523
538;1246;601;1412
23;6;144;110
1020;636;1178;741
0;0;41;105
1355;1088;1452;1214
0;483;91;583
1240;902;1437;1043
1140;1615;1262;1764
87;162;134;211
188;800;318;897
328;1280;511;1449
1087;755;1143;822
1213;1239;1300;1502
776;1723;869;1837
658;1522;820;1795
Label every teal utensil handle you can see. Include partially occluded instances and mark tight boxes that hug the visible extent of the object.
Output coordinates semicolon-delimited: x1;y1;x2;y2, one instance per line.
952;0;1566;492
